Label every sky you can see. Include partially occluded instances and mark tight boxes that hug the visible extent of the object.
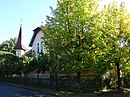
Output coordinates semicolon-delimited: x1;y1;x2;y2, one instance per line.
0;0;130;49
0;0;57;48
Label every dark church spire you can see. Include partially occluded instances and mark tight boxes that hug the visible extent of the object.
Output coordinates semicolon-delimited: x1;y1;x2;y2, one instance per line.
15;25;26;51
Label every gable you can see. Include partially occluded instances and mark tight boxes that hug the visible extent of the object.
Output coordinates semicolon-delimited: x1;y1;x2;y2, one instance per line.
29;27;42;47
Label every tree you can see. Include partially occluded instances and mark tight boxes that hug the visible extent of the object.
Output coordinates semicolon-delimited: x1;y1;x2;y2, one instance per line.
0;38;17;54
45;0;129;89
45;0;102;79
34;53;48;78
100;2;130;89
0;51;19;77
22;56;34;77
14;57;23;77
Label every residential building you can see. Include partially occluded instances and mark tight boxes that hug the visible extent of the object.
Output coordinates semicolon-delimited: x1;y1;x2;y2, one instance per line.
29;25;44;55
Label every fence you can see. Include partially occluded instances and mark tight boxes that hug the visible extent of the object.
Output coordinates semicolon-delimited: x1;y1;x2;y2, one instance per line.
0;77;105;92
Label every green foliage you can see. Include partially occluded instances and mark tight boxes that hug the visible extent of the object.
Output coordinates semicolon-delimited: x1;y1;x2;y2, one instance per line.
44;1;130;89
22;56;34;74
19;53;49;77
45;0;101;76
0;38;17;54
98;2;130;89
100;1;130;74
37;53;48;73
0;51;19;77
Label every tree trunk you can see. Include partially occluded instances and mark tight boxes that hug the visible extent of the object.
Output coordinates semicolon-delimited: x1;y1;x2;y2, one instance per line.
20;72;21;78
116;61;121;89
50;72;53;86
77;72;81;80
50;72;52;79
54;71;58;90
37;72;40;86
20;72;22;84
37;72;39;79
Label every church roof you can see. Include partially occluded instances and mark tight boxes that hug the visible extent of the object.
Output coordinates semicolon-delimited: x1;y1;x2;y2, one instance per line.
15;26;27;51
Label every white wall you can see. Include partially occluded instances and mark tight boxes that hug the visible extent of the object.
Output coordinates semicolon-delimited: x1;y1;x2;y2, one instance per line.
16;49;25;57
32;30;43;55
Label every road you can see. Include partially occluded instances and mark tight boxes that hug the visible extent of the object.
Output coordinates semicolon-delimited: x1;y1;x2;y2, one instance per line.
0;83;58;97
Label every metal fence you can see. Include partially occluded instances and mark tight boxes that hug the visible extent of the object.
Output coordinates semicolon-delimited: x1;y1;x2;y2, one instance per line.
0;77;105;92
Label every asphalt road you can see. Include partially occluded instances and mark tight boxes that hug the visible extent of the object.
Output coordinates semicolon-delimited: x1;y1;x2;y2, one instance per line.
0;83;58;97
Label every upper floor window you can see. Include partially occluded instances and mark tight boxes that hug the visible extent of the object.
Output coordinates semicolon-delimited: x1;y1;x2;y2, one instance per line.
37;42;40;53
41;45;44;52
36;41;44;54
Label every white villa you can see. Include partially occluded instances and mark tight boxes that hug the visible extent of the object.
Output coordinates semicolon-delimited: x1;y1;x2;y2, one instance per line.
15;25;44;57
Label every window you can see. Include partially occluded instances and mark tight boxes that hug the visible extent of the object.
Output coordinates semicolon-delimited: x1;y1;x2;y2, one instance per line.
37;42;40;53
36;42;44;54
16;52;20;57
36;41;44;54
41;45;44;52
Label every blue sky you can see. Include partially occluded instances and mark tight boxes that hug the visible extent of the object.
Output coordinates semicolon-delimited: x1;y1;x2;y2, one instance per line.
0;0;129;48
0;0;57;47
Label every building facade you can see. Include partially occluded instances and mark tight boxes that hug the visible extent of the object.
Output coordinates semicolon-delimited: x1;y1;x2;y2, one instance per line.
29;26;44;55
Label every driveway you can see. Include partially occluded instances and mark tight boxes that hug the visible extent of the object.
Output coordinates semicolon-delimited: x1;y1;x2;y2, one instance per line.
0;83;58;97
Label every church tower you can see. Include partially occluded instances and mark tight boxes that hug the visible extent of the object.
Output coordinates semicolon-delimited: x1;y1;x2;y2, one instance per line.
15;25;27;57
